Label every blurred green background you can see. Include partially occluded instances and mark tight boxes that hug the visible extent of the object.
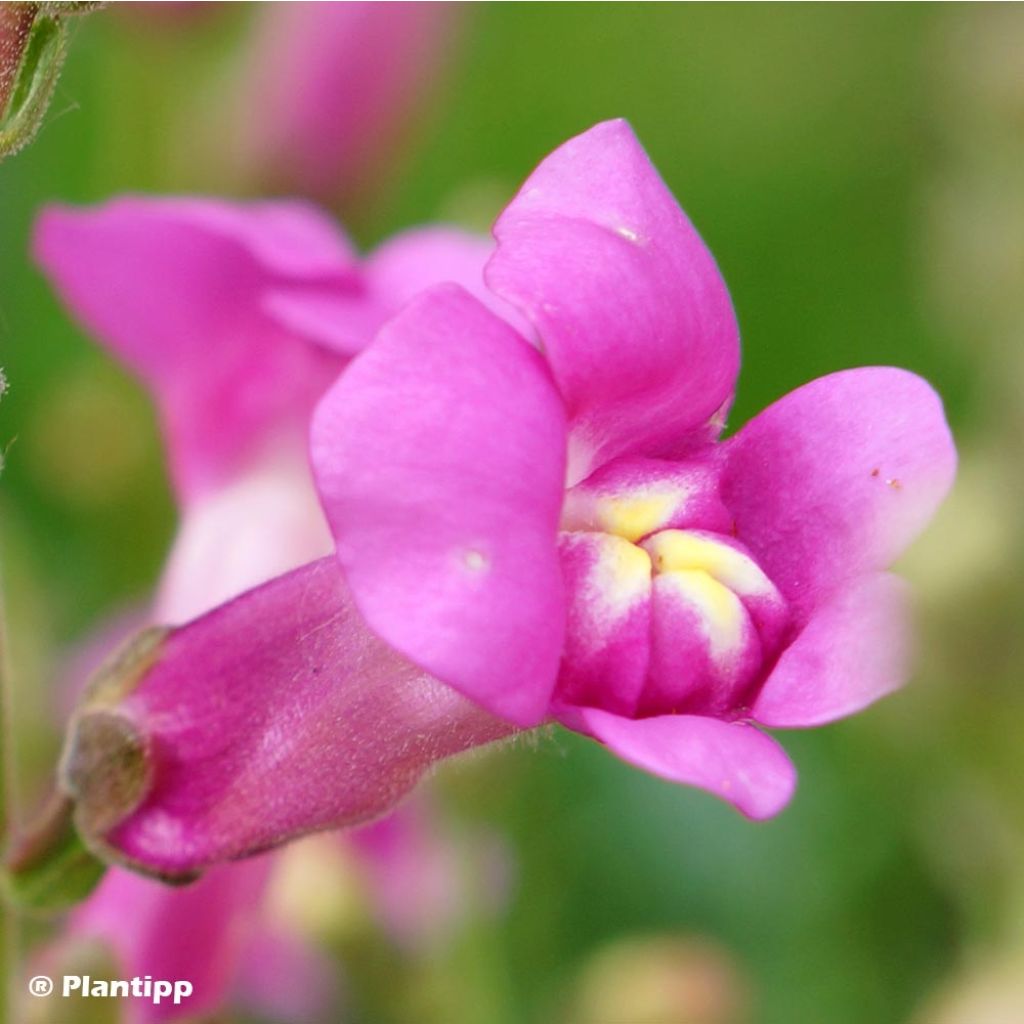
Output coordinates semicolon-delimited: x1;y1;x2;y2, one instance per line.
2;4;1023;1024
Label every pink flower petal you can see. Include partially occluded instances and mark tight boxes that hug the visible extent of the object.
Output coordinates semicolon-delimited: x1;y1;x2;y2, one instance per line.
235;928;341;1024
232;1;459;199
561;707;796;820
69;861;271;1024
367;226;517;324
556;532;652;717
486;119;739;481
263;226;529;355
349;802;513;948
561;455;732;542
259;288;386;358
154;449;333;623
157;199;358;275
311;285;568;727
62;559;513;878
642;569;763;719
753;572;911;728
350;803;462;949
722;368;957;618
33;198;356;500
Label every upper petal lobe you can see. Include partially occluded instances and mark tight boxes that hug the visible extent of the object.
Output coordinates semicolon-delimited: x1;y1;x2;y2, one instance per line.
486;119;740;481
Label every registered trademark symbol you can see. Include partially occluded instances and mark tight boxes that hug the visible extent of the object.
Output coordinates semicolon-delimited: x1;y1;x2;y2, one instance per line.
28;975;54;997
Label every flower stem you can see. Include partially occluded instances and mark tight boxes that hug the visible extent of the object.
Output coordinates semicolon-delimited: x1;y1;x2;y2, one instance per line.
0;553;22;1024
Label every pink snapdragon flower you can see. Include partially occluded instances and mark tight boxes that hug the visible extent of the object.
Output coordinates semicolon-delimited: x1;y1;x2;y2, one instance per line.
226;2;458;201
55;121;955;881
34;197;501;1019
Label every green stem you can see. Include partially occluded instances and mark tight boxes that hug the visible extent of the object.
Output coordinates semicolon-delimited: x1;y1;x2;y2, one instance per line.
0;552;21;1024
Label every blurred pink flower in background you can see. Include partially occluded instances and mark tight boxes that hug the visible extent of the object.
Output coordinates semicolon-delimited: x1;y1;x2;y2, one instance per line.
32;196;505;1020
47;120;956;884
349;798;512;952
57;861;276;1024
226;2;460;202
232;924;341;1024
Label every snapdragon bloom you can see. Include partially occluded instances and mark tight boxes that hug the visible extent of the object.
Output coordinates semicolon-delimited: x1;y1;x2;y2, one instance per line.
56;121;955;881
34;197;502;1019
224;2;458;202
